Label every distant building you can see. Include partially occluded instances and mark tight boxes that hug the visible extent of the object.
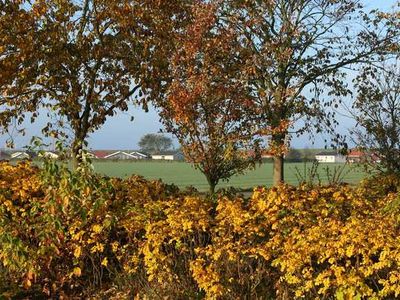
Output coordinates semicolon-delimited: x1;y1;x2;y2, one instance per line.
104;151;142;160
315;151;346;163
347;149;381;164
130;151;149;159
10;151;31;160
91;150;111;159
38;151;59;159
347;150;364;163
90;150;149;160
151;151;184;161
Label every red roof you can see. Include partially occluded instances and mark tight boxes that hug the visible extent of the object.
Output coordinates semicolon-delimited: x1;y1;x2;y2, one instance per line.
91;150;112;158
347;150;364;158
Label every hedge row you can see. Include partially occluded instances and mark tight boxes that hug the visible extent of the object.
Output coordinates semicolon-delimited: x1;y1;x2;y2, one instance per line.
0;161;399;299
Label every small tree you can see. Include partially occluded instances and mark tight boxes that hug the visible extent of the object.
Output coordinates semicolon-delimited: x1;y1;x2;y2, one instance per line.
158;3;261;194
138;134;173;154
353;63;400;174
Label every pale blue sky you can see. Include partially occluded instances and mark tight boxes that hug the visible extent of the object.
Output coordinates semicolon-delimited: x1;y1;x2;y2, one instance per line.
0;0;397;150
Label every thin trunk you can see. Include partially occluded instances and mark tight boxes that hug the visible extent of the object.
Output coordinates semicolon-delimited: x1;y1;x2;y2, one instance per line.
206;174;217;194
72;96;91;170
271;81;287;186
273;154;284;186
271;129;287;185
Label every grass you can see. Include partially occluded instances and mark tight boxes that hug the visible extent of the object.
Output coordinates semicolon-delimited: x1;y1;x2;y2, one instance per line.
92;160;366;192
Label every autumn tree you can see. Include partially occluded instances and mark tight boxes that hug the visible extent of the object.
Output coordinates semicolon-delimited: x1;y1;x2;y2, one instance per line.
138;133;173;154
216;0;399;185
158;3;261;194
352;63;400;174
0;0;191;167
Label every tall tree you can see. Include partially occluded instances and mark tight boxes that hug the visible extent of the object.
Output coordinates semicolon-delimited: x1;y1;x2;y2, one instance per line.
0;0;190;167
217;0;399;185
138;133;173;154
352;63;400;174
158;2;262;193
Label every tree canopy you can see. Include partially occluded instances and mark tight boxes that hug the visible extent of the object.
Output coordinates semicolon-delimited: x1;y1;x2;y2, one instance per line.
212;0;399;184
157;2;262;193
1;0;399;186
138;133;173;154
0;0;191;166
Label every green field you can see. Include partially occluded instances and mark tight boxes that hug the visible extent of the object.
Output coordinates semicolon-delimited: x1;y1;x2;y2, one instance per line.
92;161;366;191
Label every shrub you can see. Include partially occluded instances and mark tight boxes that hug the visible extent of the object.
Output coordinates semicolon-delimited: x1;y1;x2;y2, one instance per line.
0;161;182;298
1;161;400;299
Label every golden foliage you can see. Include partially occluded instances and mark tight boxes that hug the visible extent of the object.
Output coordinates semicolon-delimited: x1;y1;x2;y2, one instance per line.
1;161;400;299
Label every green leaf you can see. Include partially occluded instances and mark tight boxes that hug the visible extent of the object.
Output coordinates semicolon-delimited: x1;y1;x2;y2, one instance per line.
335;290;344;300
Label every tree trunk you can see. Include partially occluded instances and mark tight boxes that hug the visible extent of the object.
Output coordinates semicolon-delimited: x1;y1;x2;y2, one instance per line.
273;154;284;185
271;130;287;186
205;174;217;194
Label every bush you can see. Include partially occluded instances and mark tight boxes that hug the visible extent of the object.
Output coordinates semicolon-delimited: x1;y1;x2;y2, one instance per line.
0;161;183;298
0;161;400;299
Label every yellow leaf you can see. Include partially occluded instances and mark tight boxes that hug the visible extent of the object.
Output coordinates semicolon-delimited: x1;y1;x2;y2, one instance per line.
63;195;69;207
85;186;91;196
346;245;354;257
101;257;108;267
111;241;119;252
74;246;81;258
73;267;81;277
92;224;102;234
23;279;32;289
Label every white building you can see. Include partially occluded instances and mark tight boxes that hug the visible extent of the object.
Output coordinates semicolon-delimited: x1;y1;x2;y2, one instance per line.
151;152;184;161
130;151;149;159
104;151;138;160
39;151;59;159
315;151;346;163
89;150;148;160
10;151;30;159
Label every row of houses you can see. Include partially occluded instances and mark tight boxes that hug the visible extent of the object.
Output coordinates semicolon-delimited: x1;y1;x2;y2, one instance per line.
0;149;377;163
259;149;376;163
315;150;378;163
0;149;185;161
90;150;184;161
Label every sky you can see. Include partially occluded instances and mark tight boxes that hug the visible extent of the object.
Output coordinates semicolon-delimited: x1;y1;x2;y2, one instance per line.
0;0;398;150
